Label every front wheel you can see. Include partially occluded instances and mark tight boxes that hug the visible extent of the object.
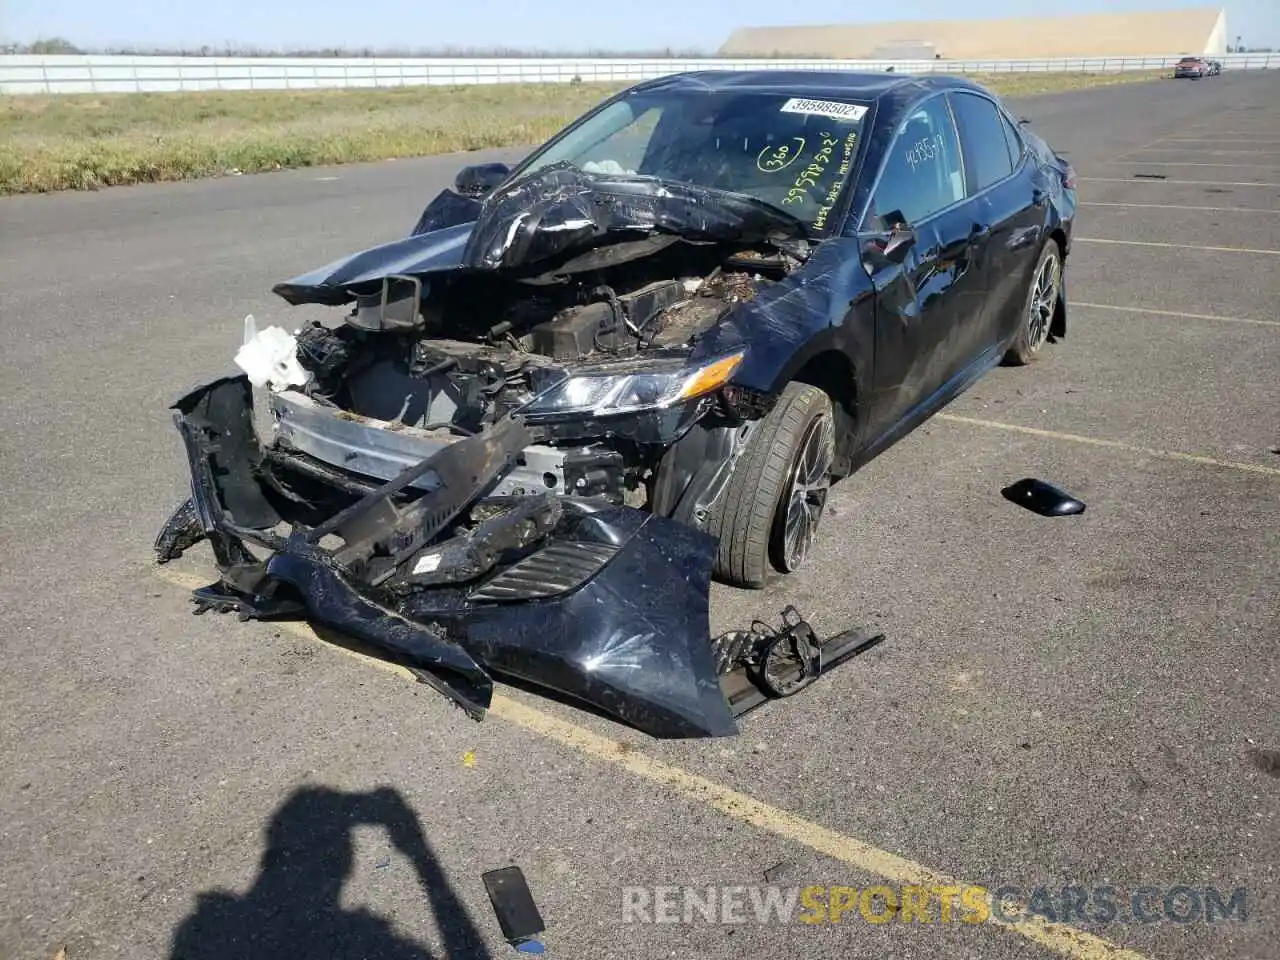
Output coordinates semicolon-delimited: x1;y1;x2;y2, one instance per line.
1003;240;1062;366
706;382;835;589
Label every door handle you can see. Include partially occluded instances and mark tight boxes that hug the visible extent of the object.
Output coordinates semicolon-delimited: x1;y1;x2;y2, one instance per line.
1032;188;1046;206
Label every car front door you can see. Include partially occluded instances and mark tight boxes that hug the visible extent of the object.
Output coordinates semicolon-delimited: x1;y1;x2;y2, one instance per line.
949;90;1045;351
858;94;988;441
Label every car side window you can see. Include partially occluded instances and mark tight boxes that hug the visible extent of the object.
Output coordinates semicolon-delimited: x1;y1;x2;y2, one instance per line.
998;111;1024;170
949;92;1015;193
863;96;964;230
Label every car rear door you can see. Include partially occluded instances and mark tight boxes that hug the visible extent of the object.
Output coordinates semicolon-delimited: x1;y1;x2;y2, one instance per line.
859;93;989;439
948;90;1045;351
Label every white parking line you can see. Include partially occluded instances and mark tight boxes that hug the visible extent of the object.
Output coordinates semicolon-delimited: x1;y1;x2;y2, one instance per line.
1073;301;1280;327
1122;148;1278;156
1074;237;1280;256
1158;138;1280;144
1079;177;1280;188
1080;201;1280;215
936;415;1280;478
1107;161;1280;168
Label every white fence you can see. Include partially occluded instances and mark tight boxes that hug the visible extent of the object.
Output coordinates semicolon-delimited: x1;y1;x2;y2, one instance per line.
1;52;1276;95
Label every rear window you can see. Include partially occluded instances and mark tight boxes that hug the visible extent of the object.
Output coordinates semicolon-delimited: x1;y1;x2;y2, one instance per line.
515;90;871;234
949;91;1016;191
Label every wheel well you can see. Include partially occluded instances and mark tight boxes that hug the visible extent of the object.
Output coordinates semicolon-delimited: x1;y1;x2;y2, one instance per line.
1048;227;1068;339
790;351;859;476
1049;227;1068;257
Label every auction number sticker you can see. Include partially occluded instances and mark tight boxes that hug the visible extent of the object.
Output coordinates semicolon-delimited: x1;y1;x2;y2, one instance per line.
779;98;868;122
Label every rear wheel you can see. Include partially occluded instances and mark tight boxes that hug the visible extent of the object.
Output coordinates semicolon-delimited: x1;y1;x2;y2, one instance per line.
707;382;835;589
1003;240;1062;366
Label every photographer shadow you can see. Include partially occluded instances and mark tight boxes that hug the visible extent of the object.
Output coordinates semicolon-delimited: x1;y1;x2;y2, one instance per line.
169;785;491;960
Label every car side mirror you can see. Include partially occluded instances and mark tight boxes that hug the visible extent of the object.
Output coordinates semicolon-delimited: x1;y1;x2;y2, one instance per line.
454;162;511;198
882;225;917;263
861;223;916;271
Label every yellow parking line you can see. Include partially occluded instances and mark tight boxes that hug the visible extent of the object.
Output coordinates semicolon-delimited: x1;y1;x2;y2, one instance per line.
1074;237;1280;256
494;697;1148;960
936;415;1280;477
153;565;1147;959
1073;301;1280;327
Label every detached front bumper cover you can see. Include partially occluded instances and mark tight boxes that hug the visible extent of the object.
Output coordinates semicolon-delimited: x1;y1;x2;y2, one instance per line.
156;376;881;738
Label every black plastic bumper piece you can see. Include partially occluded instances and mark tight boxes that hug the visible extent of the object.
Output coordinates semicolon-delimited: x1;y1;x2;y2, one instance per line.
158;374;879;740
265;551;496;720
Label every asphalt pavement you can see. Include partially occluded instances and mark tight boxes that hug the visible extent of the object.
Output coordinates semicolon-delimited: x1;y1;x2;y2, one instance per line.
1;72;1278;960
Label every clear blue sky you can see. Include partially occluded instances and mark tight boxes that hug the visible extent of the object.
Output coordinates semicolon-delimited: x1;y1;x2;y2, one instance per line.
2;0;1275;50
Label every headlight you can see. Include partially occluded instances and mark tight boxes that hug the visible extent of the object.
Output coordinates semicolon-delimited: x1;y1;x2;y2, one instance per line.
521;351;745;418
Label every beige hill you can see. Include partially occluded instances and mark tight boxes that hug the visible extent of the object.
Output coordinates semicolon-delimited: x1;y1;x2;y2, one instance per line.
718;8;1228;60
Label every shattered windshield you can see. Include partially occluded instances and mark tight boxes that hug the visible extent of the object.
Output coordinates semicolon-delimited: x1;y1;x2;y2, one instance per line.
515;89;871;234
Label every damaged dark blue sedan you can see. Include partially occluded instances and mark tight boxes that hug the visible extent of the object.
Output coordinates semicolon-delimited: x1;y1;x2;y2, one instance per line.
156;70;1076;738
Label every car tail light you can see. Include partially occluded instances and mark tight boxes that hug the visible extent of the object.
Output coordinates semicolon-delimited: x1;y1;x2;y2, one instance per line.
1061;161;1077;190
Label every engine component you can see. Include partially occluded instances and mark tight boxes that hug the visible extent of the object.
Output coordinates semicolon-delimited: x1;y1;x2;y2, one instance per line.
531;300;622;361
409;339;516;376
530;280;688;360
651;295;735;347
563;447;628;501
294;323;357;389
619;280;688;331
348;276;425;332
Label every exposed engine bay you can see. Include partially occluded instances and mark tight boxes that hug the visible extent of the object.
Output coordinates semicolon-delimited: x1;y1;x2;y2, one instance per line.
257;237;800;514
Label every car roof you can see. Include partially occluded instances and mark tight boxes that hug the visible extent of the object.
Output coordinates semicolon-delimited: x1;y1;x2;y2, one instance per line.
628;69;989;101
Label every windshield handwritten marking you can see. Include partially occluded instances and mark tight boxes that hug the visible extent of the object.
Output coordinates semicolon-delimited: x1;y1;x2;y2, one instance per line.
813;131;860;231
782;132;841;205
757;138;807;173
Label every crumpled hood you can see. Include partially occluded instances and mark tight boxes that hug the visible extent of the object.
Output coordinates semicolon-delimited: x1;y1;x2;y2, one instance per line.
463;163;806;270
272;163;806;306
273;221;475;306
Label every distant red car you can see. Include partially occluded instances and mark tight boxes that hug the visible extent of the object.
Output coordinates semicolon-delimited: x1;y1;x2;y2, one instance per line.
1174;56;1210;79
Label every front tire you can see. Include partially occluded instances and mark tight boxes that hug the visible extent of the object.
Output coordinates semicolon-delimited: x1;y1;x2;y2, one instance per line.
707;382;835;589
1003;240;1062;366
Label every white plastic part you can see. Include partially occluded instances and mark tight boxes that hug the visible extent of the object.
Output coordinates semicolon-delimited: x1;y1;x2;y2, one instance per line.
234;314;312;391
412;552;443;575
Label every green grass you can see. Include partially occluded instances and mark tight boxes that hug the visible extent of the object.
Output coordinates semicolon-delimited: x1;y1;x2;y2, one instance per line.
0;71;1167;195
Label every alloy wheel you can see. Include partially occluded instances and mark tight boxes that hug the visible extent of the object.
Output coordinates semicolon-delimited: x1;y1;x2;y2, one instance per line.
779;412;835;571
1027;251;1060;354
